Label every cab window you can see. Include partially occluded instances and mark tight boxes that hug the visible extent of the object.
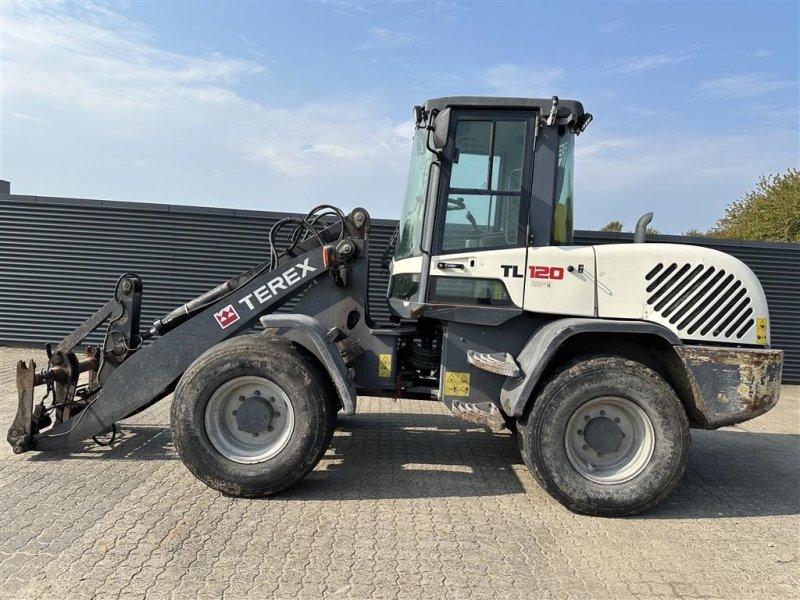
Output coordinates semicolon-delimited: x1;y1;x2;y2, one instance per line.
440;119;528;253
552;133;575;246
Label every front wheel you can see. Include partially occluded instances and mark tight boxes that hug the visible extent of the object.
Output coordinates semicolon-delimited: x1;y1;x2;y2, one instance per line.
171;335;336;497
518;356;690;517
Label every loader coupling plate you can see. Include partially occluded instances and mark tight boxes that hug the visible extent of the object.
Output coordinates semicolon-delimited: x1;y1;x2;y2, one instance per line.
8;360;37;454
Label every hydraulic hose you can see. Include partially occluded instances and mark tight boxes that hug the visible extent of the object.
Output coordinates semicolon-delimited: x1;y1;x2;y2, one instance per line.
145;204;348;339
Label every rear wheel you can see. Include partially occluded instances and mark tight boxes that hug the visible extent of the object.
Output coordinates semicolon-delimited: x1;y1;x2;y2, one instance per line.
518;356;689;516
171;335;336;497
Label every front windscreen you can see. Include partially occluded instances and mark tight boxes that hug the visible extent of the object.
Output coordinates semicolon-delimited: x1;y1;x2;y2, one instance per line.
394;128;435;260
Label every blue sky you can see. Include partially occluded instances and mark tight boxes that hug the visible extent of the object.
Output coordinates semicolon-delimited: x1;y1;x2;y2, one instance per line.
2;1;798;233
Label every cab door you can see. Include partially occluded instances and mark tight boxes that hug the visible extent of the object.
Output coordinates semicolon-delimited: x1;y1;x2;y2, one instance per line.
428;112;535;309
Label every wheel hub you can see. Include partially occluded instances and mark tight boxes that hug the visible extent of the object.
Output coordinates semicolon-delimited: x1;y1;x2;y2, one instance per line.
583;416;623;455
564;396;655;485
204;376;295;464
235;396;274;434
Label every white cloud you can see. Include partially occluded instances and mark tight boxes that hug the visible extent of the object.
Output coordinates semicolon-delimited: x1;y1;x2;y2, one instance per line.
1;3;797;236
480;64;565;96
573;128;799;232
0;2;413;215
698;74;797;99
605;49;696;75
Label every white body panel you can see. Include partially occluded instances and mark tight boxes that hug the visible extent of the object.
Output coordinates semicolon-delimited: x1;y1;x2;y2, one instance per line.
594;244;769;346
524;246;597;317
430;248;527;307
392;243;770;347
391;255;424;276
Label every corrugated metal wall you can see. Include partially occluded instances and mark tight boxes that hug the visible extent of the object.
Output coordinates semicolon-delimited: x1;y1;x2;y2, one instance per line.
1;194;797;383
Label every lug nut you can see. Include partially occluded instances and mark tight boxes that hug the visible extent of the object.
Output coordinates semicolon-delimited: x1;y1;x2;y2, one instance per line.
252;433;259;437
232;410;237;416
597;452;603;457
239;396;245;401
584;415;590;421
269;397;275;403
13;446;23;455
614;417;621;423
582;444;588;451
600;410;606;416
267;426;274;432
9;430;18;438
577;429;583;436
274;412;280;417
254;390;261;396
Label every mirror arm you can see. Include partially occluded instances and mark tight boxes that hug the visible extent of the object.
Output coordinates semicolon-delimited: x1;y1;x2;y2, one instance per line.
425;123;443;159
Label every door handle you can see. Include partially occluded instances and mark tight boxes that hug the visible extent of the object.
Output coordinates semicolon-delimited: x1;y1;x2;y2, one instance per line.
436;262;466;270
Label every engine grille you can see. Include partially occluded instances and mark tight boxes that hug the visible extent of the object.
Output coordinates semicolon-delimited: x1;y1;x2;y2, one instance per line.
645;262;755;340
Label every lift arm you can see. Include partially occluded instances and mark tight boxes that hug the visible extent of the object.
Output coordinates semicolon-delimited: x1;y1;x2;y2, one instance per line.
9;207;369;452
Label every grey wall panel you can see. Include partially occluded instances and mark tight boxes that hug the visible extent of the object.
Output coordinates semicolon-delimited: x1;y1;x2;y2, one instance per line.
1;194;797;383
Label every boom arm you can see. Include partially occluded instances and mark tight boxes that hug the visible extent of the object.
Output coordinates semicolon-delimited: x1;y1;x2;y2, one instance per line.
9;207;369;453
36;248;329;449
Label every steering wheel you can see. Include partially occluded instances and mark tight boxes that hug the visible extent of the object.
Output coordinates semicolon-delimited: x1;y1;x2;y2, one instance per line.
447;197;465;211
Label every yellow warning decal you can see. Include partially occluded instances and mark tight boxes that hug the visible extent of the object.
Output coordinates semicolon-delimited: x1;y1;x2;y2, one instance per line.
444;371;471;397
378;353;392;378
756;317;767;345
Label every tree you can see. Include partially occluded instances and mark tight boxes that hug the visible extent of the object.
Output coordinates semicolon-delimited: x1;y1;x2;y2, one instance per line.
711;169;800;243
600;220;624;232
683;228;706;237
599;220;659;235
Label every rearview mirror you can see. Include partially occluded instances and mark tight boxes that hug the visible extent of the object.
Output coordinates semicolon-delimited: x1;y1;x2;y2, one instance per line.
432;108;450;150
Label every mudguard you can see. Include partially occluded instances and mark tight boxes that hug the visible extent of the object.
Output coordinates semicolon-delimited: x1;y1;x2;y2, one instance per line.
260;314;357;415
500;317;681;417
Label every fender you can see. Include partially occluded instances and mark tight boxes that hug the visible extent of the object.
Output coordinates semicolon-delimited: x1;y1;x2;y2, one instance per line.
500;318;682;417
260;314;357;415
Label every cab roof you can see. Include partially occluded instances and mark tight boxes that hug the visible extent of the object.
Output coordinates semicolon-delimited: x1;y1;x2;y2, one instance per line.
423;96;585;119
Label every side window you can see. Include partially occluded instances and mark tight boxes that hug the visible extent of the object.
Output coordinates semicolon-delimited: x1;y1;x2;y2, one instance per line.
552;133;575;245
441;119;528;253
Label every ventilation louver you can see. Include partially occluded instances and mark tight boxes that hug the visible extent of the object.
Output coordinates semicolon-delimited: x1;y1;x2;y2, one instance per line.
645;262;755;340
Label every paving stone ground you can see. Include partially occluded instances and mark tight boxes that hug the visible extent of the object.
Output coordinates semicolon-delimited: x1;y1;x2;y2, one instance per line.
0;346;798;599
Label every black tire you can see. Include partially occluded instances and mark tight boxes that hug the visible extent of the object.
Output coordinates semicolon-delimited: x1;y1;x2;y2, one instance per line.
518;356;690;517
171;335;336;497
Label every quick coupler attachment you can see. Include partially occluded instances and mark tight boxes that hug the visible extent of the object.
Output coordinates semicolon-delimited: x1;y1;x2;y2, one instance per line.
7;360;37;454
7;349;101;454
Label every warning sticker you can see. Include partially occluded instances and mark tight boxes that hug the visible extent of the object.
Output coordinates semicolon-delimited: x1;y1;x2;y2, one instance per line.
756;317;767;345
444;371;471;397
378;353;392;378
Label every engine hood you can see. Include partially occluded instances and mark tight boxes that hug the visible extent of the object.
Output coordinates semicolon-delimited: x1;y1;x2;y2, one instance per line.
594;243;770;347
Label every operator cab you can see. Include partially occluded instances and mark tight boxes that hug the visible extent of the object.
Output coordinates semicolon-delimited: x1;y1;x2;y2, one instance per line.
389;96;591;319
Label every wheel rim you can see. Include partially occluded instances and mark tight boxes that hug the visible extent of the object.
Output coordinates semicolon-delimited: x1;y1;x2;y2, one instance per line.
204;375;295;464
564;396;655;485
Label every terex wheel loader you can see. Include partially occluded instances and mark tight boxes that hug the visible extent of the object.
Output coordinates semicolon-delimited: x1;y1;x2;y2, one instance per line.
8;96;783;516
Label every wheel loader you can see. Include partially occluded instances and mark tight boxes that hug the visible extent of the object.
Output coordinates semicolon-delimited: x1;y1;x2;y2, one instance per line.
7;96;783;516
